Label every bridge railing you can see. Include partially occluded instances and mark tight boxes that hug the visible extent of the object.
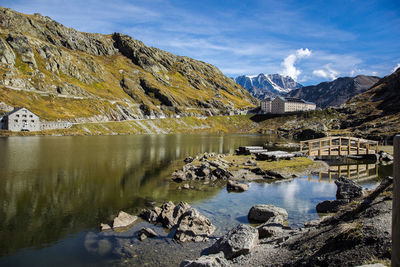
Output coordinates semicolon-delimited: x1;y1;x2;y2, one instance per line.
300;136;379;156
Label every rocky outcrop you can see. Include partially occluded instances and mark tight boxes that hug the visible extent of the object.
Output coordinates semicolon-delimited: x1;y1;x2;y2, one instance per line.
139;202;215;242
248;204;288;223
206;224;258;259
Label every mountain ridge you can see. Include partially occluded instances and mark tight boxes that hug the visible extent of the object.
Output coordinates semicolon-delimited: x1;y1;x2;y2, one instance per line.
287;75;380;108
235;73;302;99
0;6;256;122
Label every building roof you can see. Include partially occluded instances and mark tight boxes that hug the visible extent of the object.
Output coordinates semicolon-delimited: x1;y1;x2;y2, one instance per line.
5;107;39;117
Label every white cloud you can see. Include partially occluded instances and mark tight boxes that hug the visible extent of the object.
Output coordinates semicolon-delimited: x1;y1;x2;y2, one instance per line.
280;48;311;81
312;64;339;80
393;63;400;73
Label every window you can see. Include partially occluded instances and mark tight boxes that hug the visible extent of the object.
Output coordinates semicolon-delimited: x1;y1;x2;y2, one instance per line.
16;114;20;117
31;120;35;123
22;114;27;118
29;115;33;117
23;120;27;123
14;119;18;122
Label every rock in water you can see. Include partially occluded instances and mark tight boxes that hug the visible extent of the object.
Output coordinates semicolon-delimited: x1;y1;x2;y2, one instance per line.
248;204;288;223
112;211;137;229
175;208;216;242
226;180;249;192
316;199;349;213
207;224;258;259
180;252;229;267
335;177;363;200
100;223;111;231
138;227;158;241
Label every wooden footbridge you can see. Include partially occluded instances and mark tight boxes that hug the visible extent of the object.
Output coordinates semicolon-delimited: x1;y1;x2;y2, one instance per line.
300;136;379;156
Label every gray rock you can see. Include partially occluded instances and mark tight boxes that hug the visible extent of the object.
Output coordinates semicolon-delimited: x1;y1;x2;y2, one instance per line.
212;167;233;180
6;34;37;68
175;208;216;242
159;201;191;229
316;199;349;213
138;227;158;241
226;180;249;192
0;37;15;65
248;204;288;223
207;224;258;259
180;252;230;267
100;223;111;231
335;177;363;199
139;206;162;223
184;157;194;163
257;223;289;239
112;211;138;229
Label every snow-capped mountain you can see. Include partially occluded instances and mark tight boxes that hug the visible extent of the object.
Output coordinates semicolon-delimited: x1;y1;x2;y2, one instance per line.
235;73;302;99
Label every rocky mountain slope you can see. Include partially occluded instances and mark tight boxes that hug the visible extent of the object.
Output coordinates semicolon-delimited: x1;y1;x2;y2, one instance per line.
0;7;256;122
287;75;380;108
235;73;302;99
340;68;400;140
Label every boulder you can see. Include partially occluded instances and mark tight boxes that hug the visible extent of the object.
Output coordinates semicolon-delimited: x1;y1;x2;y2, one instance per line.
248;204;288;223
257;223;290;239
175;208;216;242
139;206;162;223
180;252;230;267
172;170;187;182
335;177;363;200
316;199;349;213
100;223;111;231
112;211;137;229
207;224;258;259
226;180;249;192
138;227;158;241
195;164;212;178
159;201;191;229
212;168;232;180
184;156;194;163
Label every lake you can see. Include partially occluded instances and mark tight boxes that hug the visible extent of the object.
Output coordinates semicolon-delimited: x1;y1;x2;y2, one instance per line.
0;134;392;266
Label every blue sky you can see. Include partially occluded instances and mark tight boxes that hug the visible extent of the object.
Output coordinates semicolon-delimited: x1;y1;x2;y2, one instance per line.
3;0;400;85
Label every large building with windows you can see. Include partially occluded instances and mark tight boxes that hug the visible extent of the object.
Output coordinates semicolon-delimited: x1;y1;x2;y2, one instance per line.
0;107;40;131
261;96;316;114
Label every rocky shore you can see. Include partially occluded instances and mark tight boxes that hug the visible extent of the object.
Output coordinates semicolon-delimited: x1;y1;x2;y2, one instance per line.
181;176;393;266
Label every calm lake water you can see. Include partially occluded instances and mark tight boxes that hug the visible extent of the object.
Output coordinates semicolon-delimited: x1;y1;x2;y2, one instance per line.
0;134;392;266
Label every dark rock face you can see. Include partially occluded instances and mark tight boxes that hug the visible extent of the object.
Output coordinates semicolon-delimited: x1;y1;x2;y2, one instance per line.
316;199;350;213
248;204;288;223
287;75;380;108
335;177;363;200
207;224;258;259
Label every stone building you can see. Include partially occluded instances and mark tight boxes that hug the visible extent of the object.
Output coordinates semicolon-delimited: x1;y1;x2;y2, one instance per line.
1;107;40;131
261;96;316;114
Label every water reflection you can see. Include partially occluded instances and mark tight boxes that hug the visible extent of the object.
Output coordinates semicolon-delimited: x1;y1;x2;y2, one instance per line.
0;134;272;257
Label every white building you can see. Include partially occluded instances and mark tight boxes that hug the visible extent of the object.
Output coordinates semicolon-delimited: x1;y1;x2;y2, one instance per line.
261;96;316;114
1;107;40;131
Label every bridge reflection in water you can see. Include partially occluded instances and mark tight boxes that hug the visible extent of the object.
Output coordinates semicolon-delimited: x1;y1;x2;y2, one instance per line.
300;163;379;183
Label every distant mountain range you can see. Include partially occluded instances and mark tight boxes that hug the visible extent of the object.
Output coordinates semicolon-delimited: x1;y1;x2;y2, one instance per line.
234;73;302;99
287;75;380;108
